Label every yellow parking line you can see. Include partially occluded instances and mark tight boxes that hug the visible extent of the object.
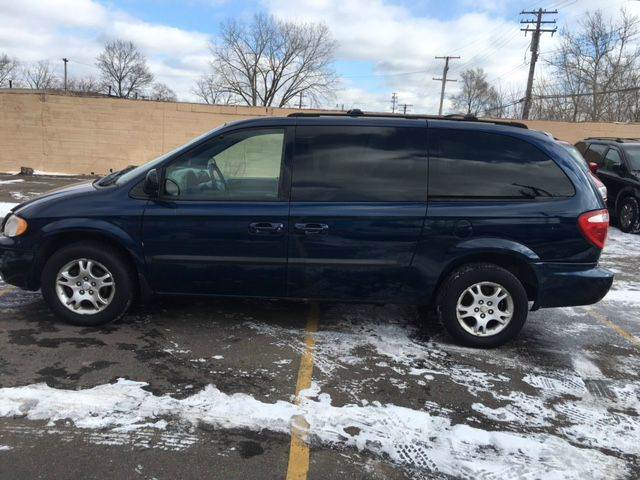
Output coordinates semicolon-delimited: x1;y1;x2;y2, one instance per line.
590;309;640;348
285;302;319;480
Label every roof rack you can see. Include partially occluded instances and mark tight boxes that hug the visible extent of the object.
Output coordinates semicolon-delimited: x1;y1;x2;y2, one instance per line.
585;137;640;143
287;109;529;129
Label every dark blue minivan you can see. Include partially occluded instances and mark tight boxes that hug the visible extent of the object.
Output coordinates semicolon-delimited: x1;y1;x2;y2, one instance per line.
0;112;613;347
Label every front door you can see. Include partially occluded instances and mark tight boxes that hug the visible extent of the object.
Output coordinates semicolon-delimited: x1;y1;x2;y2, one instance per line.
286;124;427;301
142;127;291;297
599;147;626;208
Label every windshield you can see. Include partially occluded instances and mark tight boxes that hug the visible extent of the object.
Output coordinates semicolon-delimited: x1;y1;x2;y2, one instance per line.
114;126;225;186
622;145;640;171
559;143;590;174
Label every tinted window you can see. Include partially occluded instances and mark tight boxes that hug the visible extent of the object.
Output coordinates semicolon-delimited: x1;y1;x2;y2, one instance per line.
164;128;285;201
429;129;575;199
622;145;640;171
574;141;587;155
584;144;607;165
602;148;623;171
560;143;589;174
291;126;426;202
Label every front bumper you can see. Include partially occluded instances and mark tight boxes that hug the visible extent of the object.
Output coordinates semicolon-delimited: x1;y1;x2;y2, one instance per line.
533;262;614;309
0;236;36;290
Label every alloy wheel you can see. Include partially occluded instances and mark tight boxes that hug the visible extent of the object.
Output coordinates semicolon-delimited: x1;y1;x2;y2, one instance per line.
55;258;116;315
455;281;514;337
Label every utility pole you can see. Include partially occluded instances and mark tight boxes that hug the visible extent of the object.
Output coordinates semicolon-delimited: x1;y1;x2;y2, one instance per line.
433;56;460;115
391;92;398;113
400;103;413;115
62;58;69;91
520;8;557;119
298;91;304;109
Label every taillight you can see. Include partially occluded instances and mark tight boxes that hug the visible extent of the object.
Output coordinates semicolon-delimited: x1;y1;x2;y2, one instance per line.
578;209;609;249
589;173;607;202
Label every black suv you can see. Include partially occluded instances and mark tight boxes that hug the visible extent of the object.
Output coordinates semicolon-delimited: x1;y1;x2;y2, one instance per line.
576;137;640;233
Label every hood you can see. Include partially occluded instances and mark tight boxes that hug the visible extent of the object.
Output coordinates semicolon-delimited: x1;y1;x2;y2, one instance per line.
13;180;97;215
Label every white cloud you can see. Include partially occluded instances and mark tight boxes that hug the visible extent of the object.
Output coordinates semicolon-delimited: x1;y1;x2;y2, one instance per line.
0;0;210;100
1;0;640;110
263;0;534;112
1;0;108;28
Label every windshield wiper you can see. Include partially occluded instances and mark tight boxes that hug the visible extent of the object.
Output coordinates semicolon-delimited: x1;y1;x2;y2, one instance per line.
96;165;137;186
511;183;553;199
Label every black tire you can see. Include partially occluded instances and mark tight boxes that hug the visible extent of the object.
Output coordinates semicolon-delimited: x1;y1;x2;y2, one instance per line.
435;263;529;348
41;242;135;326
617;196;640;234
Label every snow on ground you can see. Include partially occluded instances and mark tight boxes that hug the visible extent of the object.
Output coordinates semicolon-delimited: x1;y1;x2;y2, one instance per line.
0;179;24;185
601;227;640;302
0;379;628;479
0;445;11;451
0;202;16;218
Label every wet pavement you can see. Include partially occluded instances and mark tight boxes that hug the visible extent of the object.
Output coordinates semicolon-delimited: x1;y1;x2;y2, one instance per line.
0;176;639;479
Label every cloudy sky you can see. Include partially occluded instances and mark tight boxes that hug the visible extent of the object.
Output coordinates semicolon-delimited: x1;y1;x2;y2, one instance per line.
2;0;640;113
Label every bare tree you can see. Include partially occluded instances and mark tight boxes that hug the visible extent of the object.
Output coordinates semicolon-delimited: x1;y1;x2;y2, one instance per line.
450;68;499;116
192;74;233;104
67;76;101;94
543;9;640;122
210;13;337;108
149;82;177;102
96;40;154;98
0;53;19;87
23;61;59;90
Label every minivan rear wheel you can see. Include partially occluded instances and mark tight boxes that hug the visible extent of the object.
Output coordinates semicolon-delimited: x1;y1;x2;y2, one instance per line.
617;196;640;233
41;242;135;326
436;263;528;348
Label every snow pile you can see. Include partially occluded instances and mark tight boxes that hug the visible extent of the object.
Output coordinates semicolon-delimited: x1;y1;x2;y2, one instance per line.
0;179;24;185
0;445;11;451
0;379;627;478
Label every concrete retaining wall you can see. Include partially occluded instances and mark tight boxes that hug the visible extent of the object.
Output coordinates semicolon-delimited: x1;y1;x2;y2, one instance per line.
2;90;640;175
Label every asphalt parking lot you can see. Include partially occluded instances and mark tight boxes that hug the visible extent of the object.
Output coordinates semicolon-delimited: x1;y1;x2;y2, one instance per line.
0;174;639;479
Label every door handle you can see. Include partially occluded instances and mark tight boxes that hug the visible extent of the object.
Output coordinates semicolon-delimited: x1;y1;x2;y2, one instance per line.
294;223;329;235
248;222;284;234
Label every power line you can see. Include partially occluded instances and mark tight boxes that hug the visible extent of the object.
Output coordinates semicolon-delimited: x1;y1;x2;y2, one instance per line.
520;8;558;119
486;85;640;115
533;85;640;100
433;56;460;115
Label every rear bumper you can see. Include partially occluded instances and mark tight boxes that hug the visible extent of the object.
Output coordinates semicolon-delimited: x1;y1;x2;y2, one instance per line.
533;262;614;309
0;236;36;290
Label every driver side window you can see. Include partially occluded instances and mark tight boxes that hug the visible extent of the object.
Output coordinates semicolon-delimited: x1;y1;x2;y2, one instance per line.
164;128;285;201
602;148;623;172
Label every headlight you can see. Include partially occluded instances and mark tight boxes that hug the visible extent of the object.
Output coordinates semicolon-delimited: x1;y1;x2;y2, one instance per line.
2;214;28;237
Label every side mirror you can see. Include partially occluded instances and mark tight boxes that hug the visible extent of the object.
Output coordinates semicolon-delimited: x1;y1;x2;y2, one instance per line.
588;162;599;175
143;169;159;196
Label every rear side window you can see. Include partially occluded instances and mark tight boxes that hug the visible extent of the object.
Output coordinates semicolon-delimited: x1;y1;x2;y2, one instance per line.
584;144;607;166
429;129;575;199
291;126;427;202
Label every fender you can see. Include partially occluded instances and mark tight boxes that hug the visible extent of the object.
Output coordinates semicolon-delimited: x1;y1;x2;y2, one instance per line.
453;236;541;262
429;236;542;304
38;218;146;273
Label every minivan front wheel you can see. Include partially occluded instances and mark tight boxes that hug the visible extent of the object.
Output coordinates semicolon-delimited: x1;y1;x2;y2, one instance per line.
41;243;135;326
436;263;528;348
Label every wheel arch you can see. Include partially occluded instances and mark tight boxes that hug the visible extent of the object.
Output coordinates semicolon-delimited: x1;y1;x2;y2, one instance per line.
614;186;640;213
31;222;148;297
432;250;539;305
